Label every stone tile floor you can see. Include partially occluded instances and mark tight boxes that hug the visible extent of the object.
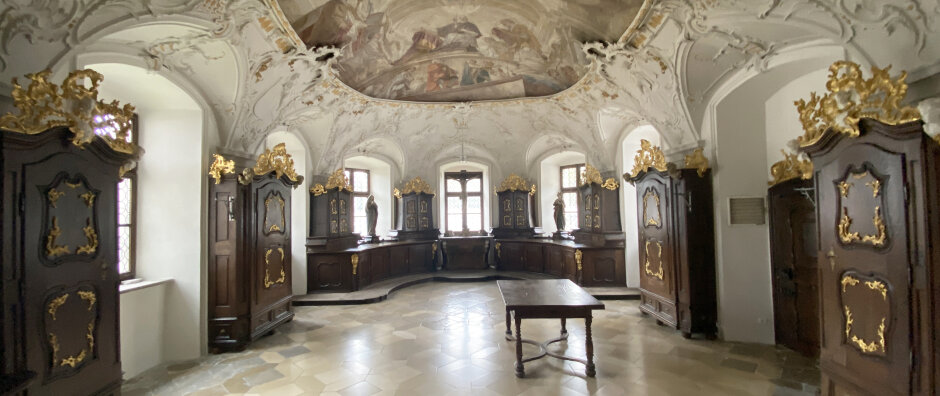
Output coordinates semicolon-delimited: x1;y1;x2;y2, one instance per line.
123;282;820;395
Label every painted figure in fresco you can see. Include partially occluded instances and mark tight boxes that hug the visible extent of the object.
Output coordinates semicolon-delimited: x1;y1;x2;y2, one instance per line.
553;192;565;231
426;61;459;92
366;194;378;237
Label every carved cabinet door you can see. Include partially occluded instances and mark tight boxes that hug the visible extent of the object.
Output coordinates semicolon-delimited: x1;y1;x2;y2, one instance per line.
815;142;911;395
21;148;122;394
252;178;292;313
635;173;677;326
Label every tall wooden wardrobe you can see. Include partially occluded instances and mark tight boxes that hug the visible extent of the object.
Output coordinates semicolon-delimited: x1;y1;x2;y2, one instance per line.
0;69;139;394
207;144;303;353
804;118;939;395
626;144;716;338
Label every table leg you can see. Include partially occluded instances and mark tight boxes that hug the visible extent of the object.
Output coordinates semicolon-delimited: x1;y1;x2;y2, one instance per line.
585;313;595;377
505;309;512;339
515;315;524;378
560;318;568;337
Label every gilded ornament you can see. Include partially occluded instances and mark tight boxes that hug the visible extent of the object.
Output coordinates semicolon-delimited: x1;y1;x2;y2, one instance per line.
841;274;889;354
48;293;68;320
208;154;235;184
496;174;534;193
325;168;351;191
795;61;921;147
495;242;501;259
768;150;813;186
866;180;881;198
580;164;603;186
264;193;286;233
629;140;669;177
351;253;359;275
263;248;286;288
393;187;402;199
77;290;96;309
49;333;60;365
79;191;95;207
575;249;583;271
838;181;852;197
76;219;98;255
48;188;65;208
642;190;660;227
0;69;139;154
252;143;300;183
644;240;664;280
401;176;434;195
683;148;709;177
601;178;619;191
46;217;70;258
839;206;887;247
310;184;327;196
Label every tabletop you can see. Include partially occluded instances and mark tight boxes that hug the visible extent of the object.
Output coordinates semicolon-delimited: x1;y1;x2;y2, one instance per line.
497;279;604;310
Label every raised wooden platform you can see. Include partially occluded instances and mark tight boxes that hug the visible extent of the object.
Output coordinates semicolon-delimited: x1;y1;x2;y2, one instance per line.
292;270;640;306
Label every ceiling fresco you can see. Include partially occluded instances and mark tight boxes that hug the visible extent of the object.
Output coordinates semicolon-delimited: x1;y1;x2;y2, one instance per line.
274;0;646;102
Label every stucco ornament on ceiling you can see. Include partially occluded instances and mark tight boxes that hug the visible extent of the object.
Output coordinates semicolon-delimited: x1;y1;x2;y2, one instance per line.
272;0;646;101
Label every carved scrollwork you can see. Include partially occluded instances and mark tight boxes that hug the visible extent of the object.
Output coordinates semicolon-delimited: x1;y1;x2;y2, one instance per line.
263;248;286;288
351;253;359;275
644;240;664;280
496;174;535;194
253;143;301;183
580;164;603;187
263;192;286;234
841;273;889;355
575;249;583;271
768;150;813;186
683;148;709;178
209;154;236;184
836;169;887;247
401;176;434;195
629;140;669;178
310;184;326;196
325;168;351;191
45;288;97;369
642;189;661;228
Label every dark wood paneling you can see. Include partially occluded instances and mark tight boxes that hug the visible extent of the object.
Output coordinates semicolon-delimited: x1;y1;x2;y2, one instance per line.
2;127;132;395
803;119;938;395
442;237;491;270
768;178;819;357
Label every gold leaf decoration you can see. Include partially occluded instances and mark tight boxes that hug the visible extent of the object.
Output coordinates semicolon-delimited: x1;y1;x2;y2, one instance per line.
253;143;300;183
683;148;709;177
393;187;402;199
351;253;359;275
263;247;286;288
0;69;139;154
325;168;351;191
601;178;619;191
208;154;235;184
48;188;66;208
310;183;326;196
76;218;98;255
795;61;921;147
79;191;95;207
574;249;582;271
77;290;97;310
46;217;70;258
842;274;889;354
47;294;68;320
496;174;534;193
644;240;664;280
768;150;813;186
401;176;434;195
629;140;669;177
580;164;603;186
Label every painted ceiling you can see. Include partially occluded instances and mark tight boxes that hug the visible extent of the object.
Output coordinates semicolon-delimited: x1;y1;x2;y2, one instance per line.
273;0;646;102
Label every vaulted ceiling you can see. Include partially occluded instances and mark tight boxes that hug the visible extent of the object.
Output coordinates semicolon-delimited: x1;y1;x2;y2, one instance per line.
0;0;938;181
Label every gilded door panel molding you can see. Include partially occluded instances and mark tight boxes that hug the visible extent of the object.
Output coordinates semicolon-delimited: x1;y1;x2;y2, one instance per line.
644;239;664;280
642;188;662;228
263;191;286;234
835;165;888;248
840;271;891;356
41;172;100;263
43;285;98;376
263;247;286;288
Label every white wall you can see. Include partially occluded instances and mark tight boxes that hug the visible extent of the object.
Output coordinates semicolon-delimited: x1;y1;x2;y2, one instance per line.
620;126;662;288
119;282;169;378
538;151;586;233
136;108;204;360
265;133;309;296
764;69;830;168
344;156;393;238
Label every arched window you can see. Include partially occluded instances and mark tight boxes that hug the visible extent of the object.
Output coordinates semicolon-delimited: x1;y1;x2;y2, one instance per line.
539;151;586;233
439;161;490;234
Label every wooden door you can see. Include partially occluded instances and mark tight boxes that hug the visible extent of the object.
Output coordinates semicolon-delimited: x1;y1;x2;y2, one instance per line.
18;138;123;394
768;179;819;357
408;243;430;273
523;244;543;273
814;138;912;396
635;172;678;326
208;177;249;350
545;246;564;277
308;254;351;292
498;242;524;271
251;178;292;313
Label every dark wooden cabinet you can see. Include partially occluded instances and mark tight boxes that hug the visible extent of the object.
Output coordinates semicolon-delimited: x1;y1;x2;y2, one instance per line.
804;119;939;396
441;237;491;270
492;175;536;238
571;166;624;248
207;146;302;353
494;239;624;287
628;167;716;338
768;178;819;357
309;169;359;251
396;178;439;241
1;127;135;395
307;240;438;292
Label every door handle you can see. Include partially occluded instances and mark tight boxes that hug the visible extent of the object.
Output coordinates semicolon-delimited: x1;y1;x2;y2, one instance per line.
826;248;837;272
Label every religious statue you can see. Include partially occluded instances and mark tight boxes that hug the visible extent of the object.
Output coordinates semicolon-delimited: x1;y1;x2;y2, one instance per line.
553;192;565;232
366;195;378;238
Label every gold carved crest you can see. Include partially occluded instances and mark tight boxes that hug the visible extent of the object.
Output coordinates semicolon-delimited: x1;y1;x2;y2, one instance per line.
629;140;668;177
401;176;434;195
325;168;351;191
252;143;300;183
496;174;535;195
580;164;603;186
683;148;709;177
768;150;813;186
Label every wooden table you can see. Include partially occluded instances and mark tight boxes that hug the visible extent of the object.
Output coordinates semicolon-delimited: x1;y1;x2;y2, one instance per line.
497;279;605;378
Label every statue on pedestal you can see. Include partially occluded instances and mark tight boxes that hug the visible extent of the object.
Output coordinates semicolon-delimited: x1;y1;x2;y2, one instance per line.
553;192;566;232
366;195;378;240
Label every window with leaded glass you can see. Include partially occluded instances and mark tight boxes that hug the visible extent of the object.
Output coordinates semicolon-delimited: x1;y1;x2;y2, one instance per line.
445;171;483;233
344;168;370;235
94;114;137;279
560;163;584;231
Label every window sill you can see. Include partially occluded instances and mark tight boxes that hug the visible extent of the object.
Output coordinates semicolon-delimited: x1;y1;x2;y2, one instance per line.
119;278;172;294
